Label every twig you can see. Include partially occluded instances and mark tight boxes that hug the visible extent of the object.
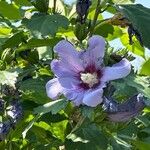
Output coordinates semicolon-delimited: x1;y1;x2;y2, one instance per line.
89;0;101;36
53;0;57;14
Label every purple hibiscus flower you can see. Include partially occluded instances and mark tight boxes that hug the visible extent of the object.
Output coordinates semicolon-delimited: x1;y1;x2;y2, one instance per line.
46;35;131;107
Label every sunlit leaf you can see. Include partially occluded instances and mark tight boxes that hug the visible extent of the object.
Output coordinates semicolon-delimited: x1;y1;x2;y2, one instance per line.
120;33;144;57
140;59;150;76
107;26;123;41
113;0;135;4
0;1;21;20
0;27;12;36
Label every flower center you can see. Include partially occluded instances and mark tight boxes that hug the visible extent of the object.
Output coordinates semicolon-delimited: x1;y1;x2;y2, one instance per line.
80;72;99;88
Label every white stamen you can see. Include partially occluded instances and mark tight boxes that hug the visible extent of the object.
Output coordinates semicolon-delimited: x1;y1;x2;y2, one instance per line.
80;72;99;88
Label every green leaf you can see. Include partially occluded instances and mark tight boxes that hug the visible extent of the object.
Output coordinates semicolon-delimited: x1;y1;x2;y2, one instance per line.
19;78;50;104
0;27;12;36
0;38;8;50
30;0;49;13
0;1;21;20
118;122;138;138
123;74;150;99
142;127;150;134
112;79;137;100
2;31;26;49
113;0;135;4
140;58;150;76
119;4;150;49
133;141;150;150
34;99;68;115
0;70;18;87
94;23;114;38
36;120;68;141
22;114;40;138
22;13;69;37
30;125;62;148
107;26;123;41
81;106;94;120
16;37;62;52
0;141;5;149
39;112;67;123
14;0;32;6
9;112;35;139
120;33;144;57
109;137;131;150
66;121;108;150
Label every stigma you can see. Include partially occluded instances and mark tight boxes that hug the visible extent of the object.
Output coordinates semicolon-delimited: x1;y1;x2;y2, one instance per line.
80;72;99;88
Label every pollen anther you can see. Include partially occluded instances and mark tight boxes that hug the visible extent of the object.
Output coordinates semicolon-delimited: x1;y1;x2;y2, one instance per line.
80;72;99;88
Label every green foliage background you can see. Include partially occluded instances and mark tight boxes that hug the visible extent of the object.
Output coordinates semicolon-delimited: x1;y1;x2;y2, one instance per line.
0;0;150;149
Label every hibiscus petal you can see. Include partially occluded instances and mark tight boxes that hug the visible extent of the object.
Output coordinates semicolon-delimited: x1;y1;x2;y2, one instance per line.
58;77;80;89
51;60;77;78
46;78;63;99
73;93;84;106
54;40;84;72
101;58;131;82
83;88;103;107
66;90;84;106
81;35;105;68
88;35;105;59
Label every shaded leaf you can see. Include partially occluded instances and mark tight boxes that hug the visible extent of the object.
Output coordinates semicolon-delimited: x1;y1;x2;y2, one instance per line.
123;74;150;99
34;99;68;115
30;0;49;13
66;121;108;150
19;78;50;104
133;140;150;150
22;13;69;37
119;4;150;49
16;37;62;52
2;31;26;49
14;0;32;6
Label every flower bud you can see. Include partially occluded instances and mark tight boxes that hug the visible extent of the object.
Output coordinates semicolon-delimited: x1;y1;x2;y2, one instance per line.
0;99;5;112
76;0;91;23
0;121;11;141
103;94;145;122
7;101;23;125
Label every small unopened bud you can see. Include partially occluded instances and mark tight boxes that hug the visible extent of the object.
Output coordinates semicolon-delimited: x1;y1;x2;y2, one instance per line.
7;101;23;125
0;99;5;112
76;0;91;23
0;121;11;141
